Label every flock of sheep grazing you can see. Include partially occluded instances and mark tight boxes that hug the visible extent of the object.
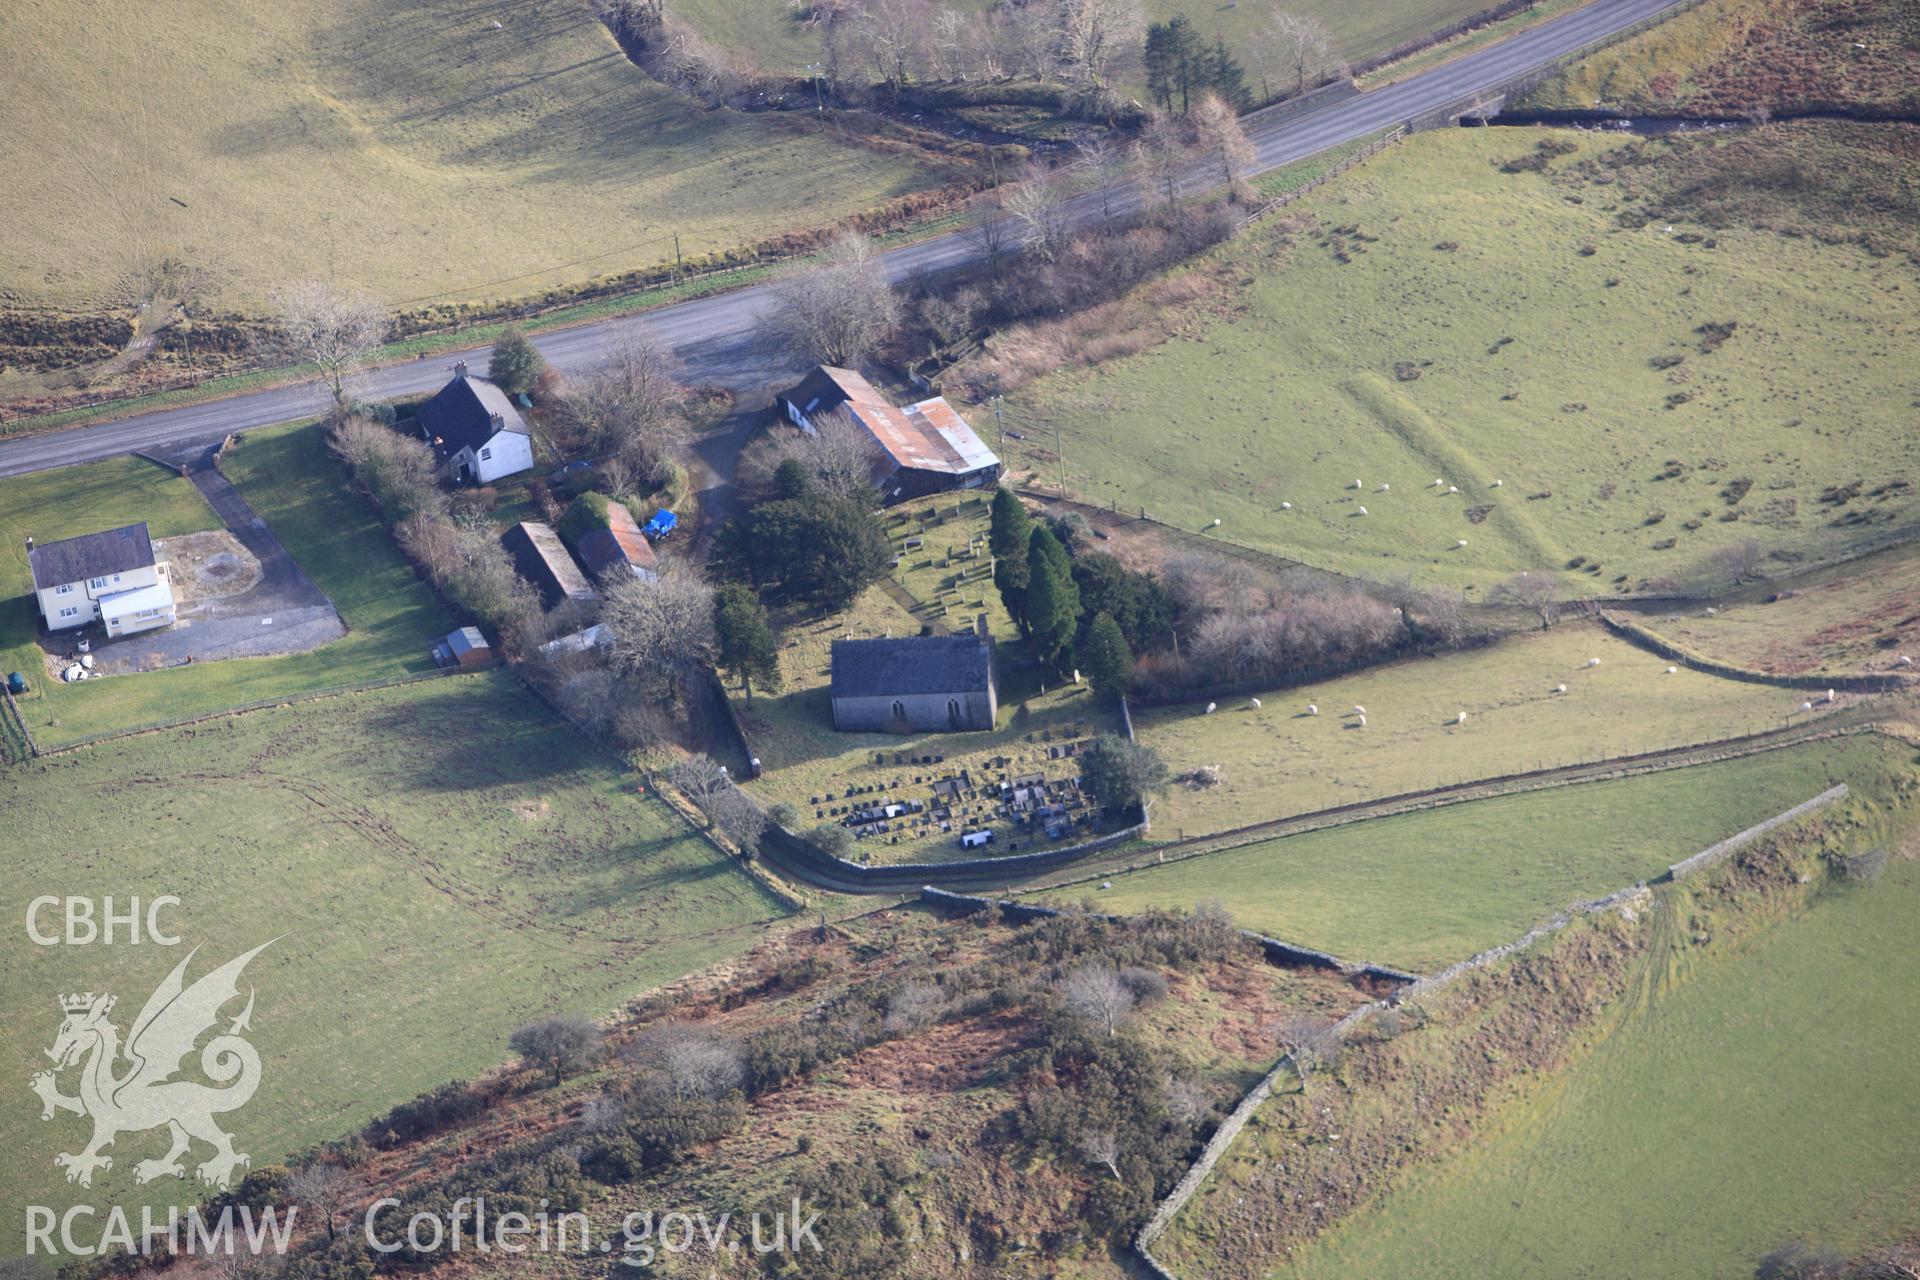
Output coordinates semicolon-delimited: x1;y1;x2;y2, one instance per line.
1282;474;1498;547
1195;654;1858;731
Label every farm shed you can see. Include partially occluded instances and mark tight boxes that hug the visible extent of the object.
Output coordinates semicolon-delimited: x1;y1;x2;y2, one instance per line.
830;634;997;733
576;502;658;581
502;521;598;610
432;626;492;669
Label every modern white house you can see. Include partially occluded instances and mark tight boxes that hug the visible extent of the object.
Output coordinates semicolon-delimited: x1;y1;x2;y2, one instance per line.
27;522;177;638
417;362;535;484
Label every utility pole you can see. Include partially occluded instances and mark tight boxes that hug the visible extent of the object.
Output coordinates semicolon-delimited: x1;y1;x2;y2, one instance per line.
989;394;1004;449
806;63;825;111
673;231;682;284
1053;413;1067;496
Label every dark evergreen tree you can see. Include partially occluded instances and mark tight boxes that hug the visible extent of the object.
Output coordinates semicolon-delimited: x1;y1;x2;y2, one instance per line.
990;487;1034;630
1026;525;1081;668
714;583;781;702
1082;612;1134;704
487;325;547;398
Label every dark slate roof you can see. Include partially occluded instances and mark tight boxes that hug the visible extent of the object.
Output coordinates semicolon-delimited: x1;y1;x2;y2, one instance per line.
28;522;156;589
830;635;992;700
501;522;598;606
780;365;886;417
417;373;528;460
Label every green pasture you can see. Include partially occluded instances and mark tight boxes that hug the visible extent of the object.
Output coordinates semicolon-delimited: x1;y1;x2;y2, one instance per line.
0;673;789;1250
1055;735;1902;971
0;0;943;320
995;125;1920;592
1272;839;1920;1279
1136;624;1809;838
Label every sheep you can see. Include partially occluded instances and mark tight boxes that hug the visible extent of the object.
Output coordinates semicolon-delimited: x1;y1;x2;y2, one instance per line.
1248;697;1263;710
1825;688;1837;703
1898;655;1913;668
1205;702;1217;715
1455;539;1468;548
1455;711;1467;725
1447;485;1459;494
1431;478;1444;488
1352;704;1366;716
1799;701;1814;713
1586;657;1601;668
1352;479;1364;489
1554;683;1568;694
1666;666;1678;675
1490;479;1503;488
1280;501;1293;510
1356;714;1367;728
1357;505;1368;515
1211;518;1222;527
1307;703;1319;716
1705;606;1718;616
1378;482;1391;492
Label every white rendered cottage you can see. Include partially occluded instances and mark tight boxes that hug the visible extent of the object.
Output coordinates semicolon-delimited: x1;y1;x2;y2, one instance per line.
417;362;534;484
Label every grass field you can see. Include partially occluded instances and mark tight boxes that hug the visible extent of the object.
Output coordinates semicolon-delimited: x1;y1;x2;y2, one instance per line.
1049;735;1900;971
0;673;789;1250
0;0;945;318
0;422;453;748
993;124;1920;592
1624;541;1920;676
1136;624;1814;838
1270;849;1920;1279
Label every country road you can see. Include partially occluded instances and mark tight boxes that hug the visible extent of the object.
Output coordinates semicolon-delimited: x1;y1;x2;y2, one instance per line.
0;0;1689;481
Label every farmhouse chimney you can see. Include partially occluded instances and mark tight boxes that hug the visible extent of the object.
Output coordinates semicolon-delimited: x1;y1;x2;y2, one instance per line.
25;536;33;551
454;360;469;378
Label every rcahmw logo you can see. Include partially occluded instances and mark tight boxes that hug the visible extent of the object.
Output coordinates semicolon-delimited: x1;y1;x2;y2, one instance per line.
24;933;282;1256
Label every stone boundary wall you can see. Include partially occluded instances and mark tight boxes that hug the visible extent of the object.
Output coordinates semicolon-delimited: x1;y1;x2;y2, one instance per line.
1134;780;1848;1278
756;806;1150;894
1597;611;1909;694
1668;783;1847;880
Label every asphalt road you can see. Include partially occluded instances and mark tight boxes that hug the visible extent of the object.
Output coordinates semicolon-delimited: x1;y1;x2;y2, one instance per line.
0;0;1687;481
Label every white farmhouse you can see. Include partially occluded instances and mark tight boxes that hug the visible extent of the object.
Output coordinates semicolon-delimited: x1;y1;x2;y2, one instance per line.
417;362;534;484
27;522;177;637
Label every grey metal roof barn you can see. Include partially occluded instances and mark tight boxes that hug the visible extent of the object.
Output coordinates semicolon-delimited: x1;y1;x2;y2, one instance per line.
27;522;157;589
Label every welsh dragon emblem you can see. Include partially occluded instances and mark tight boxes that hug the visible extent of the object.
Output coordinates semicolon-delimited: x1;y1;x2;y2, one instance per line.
30;941;273;1190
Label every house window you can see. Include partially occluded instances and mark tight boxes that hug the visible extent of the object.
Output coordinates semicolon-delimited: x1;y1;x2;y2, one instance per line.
891;700;906;722
88;577;108;590
55;583;74;595
58;606;78;619
947;698;962;729
480;447;492;461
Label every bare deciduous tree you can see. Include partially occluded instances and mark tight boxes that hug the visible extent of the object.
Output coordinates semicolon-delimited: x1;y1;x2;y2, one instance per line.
1188;91;1256;191
1053;0;1145;88
1007;164;1075;262
268;280;389;414
601;569;718;701
1492;570;1563;629
286;1162;351;1242
847;0;931;100
1162;1074;1207;1126
973;192;1013;277
1061;964;1135;1037
1131;110;1191;208
1077;1127;1123;1180
561;328;687;484
760;232;902;368
884;979;945;1033
1709;537;1766;586
1279;1015;1341;1087
1075;133;1123;224
1254;11;1338;100
627;1023;747;1099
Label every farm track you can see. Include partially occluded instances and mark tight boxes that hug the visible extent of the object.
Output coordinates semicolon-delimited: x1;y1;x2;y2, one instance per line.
123;769;665;951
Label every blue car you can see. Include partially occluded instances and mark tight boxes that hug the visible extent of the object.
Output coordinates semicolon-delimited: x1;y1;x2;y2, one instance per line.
643;510;678;540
